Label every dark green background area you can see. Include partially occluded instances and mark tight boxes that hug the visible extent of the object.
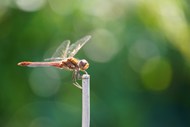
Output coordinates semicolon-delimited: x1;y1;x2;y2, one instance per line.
1;0;190;127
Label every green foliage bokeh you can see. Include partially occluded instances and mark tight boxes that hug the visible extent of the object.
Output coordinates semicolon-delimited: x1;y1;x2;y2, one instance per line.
0;0;190;127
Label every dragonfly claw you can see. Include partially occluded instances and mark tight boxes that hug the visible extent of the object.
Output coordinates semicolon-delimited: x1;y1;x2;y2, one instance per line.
83;70;88;74
73;82;82;89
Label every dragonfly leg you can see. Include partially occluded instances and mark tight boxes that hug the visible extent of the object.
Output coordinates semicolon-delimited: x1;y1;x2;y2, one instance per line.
76;70;82;80
82;70;88;74
73;82;82;89
72;70;82;89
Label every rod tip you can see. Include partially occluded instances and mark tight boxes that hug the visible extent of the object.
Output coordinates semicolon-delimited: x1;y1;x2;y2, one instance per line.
82;74;90;79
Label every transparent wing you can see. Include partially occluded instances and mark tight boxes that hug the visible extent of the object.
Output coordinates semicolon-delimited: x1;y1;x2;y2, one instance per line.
67;35;91;57
45;40;70;61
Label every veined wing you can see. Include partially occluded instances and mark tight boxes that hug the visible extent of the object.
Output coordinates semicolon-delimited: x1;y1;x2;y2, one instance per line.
67;35;91;57
45;40;70;61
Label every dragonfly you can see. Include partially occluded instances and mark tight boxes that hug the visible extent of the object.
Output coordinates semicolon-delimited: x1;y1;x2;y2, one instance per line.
18;35;91;89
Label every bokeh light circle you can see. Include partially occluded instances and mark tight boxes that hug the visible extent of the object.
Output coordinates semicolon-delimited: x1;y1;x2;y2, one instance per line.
80;0;128;21
141;57;172;91
7;101;81;127
84;29;120;63
16;0;46;12
29;68;61;97
48;0;75;15
29;117;55;127
128;39;160;72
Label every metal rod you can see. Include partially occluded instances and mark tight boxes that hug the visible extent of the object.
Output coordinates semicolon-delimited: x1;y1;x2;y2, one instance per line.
82;74;90;127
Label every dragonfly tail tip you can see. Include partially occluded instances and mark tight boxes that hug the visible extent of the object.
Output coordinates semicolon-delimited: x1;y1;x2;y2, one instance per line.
17;61;31;66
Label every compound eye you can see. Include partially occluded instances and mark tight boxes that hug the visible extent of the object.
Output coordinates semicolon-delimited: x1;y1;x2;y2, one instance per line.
79;60;89;70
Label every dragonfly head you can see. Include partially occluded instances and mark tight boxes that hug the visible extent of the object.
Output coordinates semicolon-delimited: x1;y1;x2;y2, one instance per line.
79;59;89;70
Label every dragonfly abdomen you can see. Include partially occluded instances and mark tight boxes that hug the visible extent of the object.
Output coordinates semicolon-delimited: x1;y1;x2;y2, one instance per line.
18;61;62;68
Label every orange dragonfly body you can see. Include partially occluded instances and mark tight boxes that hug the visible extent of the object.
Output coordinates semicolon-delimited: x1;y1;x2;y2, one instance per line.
18;35;91;89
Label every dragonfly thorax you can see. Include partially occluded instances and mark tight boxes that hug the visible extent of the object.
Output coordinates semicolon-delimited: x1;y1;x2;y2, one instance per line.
78;59;89;70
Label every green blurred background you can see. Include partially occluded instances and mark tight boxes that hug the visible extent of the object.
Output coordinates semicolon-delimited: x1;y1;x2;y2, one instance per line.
1;0;190;127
